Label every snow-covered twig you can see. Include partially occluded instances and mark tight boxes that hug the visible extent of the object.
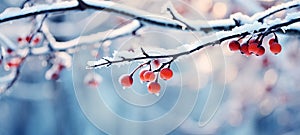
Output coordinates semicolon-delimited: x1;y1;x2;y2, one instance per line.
31;20;142;55
87;15;300;68
0;57;26;94
0;0;300;92
256;1;300;22
0;0;299;33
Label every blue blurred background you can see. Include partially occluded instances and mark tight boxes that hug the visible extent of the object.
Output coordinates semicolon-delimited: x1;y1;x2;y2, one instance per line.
1;0;300;135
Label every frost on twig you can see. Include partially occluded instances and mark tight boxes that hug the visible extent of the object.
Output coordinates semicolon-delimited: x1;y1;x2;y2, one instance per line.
0;0;299;33
1;0;300;93
39;20;142;53
87;13;300;69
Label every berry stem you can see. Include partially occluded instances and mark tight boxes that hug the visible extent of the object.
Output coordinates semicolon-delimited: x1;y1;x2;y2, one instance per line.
155;72;159;83
237;35;246;42
153;58;174;72
246;35;253;44
129;60;151;76
273;32;278;42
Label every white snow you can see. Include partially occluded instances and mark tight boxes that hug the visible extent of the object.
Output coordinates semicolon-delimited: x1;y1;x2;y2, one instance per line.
251;0;300;21
41;20;141;50
87;11;300;69
0;1;78;21
0;69;17;83
0;32;17;50
0;0;299;70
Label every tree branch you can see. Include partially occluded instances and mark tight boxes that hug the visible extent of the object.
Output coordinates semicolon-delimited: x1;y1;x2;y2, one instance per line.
0;57;26;95
0;0;299;33
87;15;300;68
32;20;142;55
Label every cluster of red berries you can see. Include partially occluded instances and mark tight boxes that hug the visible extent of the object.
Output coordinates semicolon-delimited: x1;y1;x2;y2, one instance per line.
228;37;282;56
17;34;41;45
118;59;173;95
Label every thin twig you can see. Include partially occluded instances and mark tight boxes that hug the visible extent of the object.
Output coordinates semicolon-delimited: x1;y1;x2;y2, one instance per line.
89;17;300;68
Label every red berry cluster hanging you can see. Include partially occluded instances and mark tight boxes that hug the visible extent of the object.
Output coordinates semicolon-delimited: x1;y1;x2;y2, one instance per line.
17;33;43;46
118;59;174;96
228;33;282;56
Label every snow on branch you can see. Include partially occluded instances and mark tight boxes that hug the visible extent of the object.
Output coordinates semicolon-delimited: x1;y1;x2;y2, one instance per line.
0;16;143;94
1;0;300;94
35;20;142;54
0;0;300;33
0;1;78;23
87;14;300;69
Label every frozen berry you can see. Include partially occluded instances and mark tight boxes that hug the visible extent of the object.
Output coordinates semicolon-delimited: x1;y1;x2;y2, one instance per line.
160;68;173;80
268;38;277;46
25;36;32;42
139;69;148;82
6;48;13;54
228;40;240;51
147;82;161;94
17;37;22;42
240;43;250;56
33;37;40;44
270;43;282;55
119;74;133;88
51;73;60;80
88;79;99;87
57;64;65;71
255;46;265;56
249;39;258;44
248;43;259;54
143;71;155;82
153;59;160;67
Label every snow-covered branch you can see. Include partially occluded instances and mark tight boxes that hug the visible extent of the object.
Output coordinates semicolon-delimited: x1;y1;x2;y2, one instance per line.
0;0;300;33
87;14;300;68
35;20;142;53
0;17;143;94
1;0;300;94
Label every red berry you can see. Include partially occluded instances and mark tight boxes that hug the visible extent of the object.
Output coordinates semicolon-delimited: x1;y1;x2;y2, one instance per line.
33;37;40;44
88;79;99;87
255;46;265;56
84;73;102;87
268;38;277;46
248;43;259;54
17;37;22;42
119;74;133;88
57;64;65;71
6;48;13;54
270;43;282;55
6;58;22;68
160;68;173;80
139;69;148;82
228;40;240;51
25;36;32;42
249;39;257;44
7;62;19;68
147;82;161;94
153;59;160;67
143;71;155;82
240;43;250;56
51;73;59;80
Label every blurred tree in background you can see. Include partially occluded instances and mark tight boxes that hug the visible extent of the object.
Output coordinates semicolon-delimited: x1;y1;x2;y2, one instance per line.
1;0;300;135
